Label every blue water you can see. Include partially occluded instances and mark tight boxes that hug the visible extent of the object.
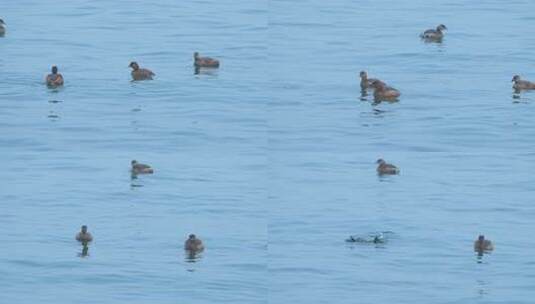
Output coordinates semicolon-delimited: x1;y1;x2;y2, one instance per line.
2;0;535;303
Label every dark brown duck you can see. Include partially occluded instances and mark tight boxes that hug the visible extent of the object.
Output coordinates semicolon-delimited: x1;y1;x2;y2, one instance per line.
45;66;64;87
420;24;447;40
194;52;220;68
376;159;399;175
129;61;155;81
512;75;535;91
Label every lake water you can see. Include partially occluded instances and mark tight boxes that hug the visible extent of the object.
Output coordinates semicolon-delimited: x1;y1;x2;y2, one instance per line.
1;0;535;303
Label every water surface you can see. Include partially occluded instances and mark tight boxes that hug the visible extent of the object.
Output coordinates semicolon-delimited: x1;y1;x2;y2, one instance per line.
2;0;535;303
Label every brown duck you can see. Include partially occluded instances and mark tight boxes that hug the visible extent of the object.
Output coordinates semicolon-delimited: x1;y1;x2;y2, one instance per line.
131;160;154;174
46;66;64;87
129;62;155;81
376;159;399;175
474;235;494;252
194;52;220;68
184;234;204;252
75;225;93;242
420;24;447;40
512;75;535;91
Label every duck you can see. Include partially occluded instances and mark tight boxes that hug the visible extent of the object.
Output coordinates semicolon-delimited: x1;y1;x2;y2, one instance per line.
346;233;385;244
512;75;535;91
359;71;381;91
194;52;220;68
474;235;494;252
75;225;93;243
371;80;401;101
376;159;399;175
129;61;155;81
420;24;447;41
184;234;204;252
0;19;6;36
45;66;64;87
131;160;154;175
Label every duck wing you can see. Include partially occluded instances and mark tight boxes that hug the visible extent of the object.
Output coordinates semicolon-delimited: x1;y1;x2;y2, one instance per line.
134;163;151;170
140;68;154;77
368;77;381;85
421;29;437;38
526;81;535;89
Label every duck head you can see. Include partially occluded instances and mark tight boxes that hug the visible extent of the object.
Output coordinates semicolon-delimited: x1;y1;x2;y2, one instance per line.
478;235;485;241
189;234;196;240
81;225;88;234
193;52;199;59
51;66;58;74
129;62;139;71
359;71;367;78
512;75;521;82
0;19;5;26
437;24;447;32
131;160;137;165
376;159;386;165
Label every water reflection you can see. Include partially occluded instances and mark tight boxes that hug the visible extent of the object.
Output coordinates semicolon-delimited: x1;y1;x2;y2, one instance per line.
359;89;368;101
373;97;399;105
130;173;144;188
194;66;218;76
185;249;203;262
476;279;488;297
476;250;484;263
421;37;443;44
475;249;493;264
47;111;60;121
47;86;64;92
77;241;90;258
372;108;386;115
184;249;203;272
130;120;140;132
511;91;532;104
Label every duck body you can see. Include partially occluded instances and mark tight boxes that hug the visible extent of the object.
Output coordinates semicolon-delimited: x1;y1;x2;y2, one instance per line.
420;24;447;41
194;52;220;68
512;75;535;91
371;81;400;101
131;160;154;174
474;235;494;252
76;225;93;242
45;66;64;87
76;232;93;242
474;240;493;252
131;68;155;81
376;159;399;175
129;62;155;81
46;73;64;87
185;234;204;252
